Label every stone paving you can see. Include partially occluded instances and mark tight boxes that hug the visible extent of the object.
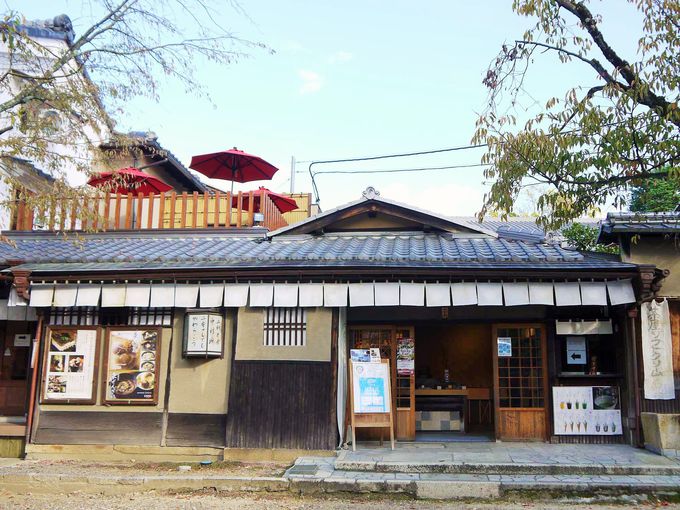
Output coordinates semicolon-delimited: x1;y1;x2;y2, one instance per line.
333;441;680;473
284;442;680;498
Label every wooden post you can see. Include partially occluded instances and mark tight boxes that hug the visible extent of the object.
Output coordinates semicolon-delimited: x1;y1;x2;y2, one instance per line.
247;190;255;227
203;191;209;228
69;199;77;231
180;192;188;228
147;192;155;229
213;191;221;228
125;192;133;229
92;194;100;231
236;192;243;228
47;195;56;231
114;193;122;230
169;192;177;229
158;192;166;229
103;194;110;231
58;198;66;231
192;191;199;228
136;192;144;229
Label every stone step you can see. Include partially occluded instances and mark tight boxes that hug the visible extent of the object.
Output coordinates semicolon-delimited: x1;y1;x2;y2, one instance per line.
334;458;680;476
288;472;680;500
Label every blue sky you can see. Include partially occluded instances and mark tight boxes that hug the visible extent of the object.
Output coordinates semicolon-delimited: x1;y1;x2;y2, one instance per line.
20;1;642;215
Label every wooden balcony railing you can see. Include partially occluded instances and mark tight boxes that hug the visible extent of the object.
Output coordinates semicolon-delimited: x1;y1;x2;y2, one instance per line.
12;189;289;232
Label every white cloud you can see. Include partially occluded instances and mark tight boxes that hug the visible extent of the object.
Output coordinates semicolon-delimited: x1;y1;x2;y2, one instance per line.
329;50;353;63
298;70;323;94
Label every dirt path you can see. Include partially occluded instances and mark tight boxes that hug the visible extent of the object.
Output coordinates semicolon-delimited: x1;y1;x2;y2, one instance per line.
0;491;673;510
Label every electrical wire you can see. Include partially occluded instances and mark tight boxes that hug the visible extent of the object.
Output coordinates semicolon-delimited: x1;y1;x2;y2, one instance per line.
313;162;490;176
307;142;487;204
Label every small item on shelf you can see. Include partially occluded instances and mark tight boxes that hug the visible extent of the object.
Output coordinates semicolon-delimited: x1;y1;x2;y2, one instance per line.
444;369;450;384
588;355;599;375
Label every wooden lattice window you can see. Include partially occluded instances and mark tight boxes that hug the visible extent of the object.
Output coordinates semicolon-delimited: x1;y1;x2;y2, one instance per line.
48;307;173;327
49;307;99;326
263;308;306;346
497;326;545;409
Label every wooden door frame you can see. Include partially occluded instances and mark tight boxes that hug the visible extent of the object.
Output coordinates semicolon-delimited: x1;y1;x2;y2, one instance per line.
492;323;549;441
348;324;415;440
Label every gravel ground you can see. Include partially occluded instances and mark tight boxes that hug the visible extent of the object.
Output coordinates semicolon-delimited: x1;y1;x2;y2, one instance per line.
0;492;677;510
0;459;287;478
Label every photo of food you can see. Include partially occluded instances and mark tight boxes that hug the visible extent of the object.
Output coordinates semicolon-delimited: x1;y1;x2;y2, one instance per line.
47;375;66;393
105;329;160;404
110;333;139;370
50;331;76;352
111;374;136;397
593;386;620;410
68;355;84;373
49;354;65;372
141;351;155;362
136;371;155;390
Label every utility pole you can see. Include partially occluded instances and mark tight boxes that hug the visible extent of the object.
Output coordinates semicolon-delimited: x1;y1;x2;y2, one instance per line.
289;156;296;194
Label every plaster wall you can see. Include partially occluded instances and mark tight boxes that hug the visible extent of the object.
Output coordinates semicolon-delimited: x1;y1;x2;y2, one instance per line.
624;238;680;297
167;311;233;414
235;307;332;361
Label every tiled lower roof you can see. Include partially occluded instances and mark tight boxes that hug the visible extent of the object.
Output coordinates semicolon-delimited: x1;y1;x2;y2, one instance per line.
0;231;636;273
598;212;680;242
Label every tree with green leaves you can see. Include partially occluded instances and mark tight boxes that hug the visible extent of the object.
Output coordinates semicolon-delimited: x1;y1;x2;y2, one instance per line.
473;0;680;229
561;222;618;253
629;173;680;212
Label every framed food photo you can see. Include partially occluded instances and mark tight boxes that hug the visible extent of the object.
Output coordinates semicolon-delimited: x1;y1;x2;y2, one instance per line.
102;327;161;405
41;326;101;404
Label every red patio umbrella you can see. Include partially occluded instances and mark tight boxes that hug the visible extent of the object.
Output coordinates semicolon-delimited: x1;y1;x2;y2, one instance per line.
87;167;172;195
231;187;299;214
189;148;279;195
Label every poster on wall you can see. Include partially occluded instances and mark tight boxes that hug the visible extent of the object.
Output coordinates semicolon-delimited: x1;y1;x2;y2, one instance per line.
497;337;512;357
42;327;100;403
103;328;161;405
397;337;415;375
351;362;390;414
553;386;622;435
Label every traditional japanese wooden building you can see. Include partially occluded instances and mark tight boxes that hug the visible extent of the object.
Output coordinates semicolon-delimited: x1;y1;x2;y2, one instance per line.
0;188;673;461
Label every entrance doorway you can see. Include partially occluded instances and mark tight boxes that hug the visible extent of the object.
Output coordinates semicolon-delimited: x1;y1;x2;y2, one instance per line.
349;325;415;441
492;324;548;441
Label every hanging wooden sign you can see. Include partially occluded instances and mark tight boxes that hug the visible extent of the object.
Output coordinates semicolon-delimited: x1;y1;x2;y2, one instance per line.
348;358;394;451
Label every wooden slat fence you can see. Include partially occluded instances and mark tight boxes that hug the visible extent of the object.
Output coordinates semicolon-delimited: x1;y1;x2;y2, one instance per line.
13;189;290;232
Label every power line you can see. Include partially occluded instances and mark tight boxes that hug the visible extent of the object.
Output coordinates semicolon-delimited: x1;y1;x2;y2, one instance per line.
313;162;489;176
307;142;487;204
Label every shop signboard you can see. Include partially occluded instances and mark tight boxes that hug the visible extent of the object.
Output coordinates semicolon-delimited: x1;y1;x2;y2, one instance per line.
103;328;161;405
184;311;224;357
41;327;100;404
396;337;415;375
553;386;622;435
348;359;395;450
351;362;390;413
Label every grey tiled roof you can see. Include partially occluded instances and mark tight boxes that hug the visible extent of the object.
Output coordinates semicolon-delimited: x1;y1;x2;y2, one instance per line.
0;231;636;274
598;212;680;243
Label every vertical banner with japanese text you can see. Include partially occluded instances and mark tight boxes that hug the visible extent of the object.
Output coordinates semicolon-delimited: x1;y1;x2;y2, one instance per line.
641;299;675;400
